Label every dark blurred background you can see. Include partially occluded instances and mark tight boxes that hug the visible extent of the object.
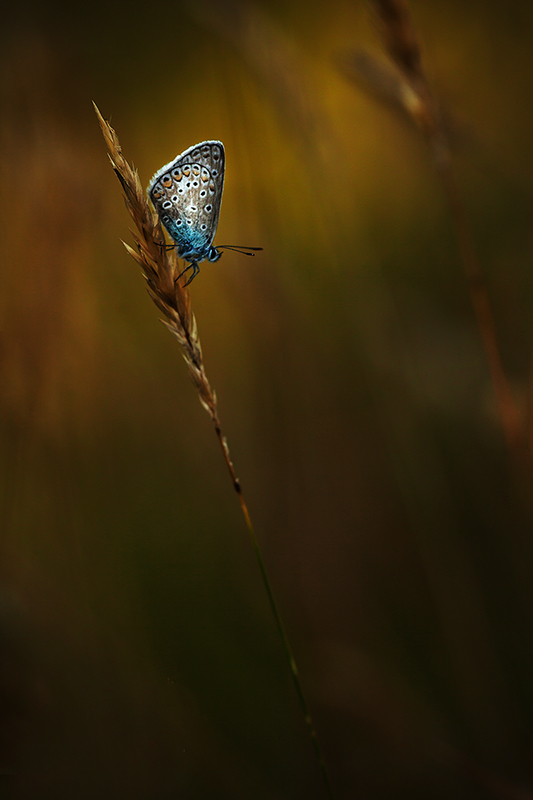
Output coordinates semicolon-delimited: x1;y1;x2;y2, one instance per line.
1;0;533;797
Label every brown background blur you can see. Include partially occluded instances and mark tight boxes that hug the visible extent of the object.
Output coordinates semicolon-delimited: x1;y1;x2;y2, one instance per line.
1;0;533;797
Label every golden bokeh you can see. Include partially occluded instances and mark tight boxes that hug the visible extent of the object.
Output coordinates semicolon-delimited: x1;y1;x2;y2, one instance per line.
1;1;532;797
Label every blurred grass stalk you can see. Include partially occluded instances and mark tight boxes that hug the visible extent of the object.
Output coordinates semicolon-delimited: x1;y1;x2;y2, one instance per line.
93;104;336;799
353;0;524;457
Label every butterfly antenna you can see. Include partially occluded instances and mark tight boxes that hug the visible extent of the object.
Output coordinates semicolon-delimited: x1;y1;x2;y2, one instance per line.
218;245;263;257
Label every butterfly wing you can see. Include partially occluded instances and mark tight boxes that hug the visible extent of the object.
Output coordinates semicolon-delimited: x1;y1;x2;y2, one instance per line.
148;141;225;261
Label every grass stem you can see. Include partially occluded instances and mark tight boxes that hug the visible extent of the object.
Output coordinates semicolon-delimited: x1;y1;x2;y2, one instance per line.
94;103;336;799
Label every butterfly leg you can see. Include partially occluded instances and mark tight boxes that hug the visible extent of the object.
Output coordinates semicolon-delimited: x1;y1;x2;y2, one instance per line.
177;261;200;286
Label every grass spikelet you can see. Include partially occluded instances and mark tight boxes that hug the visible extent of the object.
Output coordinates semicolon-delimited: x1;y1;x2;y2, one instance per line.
93;102;216;422
337;50;425;126
370;0;424;88
368;0;441;140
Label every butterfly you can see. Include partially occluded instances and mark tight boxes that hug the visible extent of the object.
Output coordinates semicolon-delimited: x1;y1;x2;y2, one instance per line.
148;140;261;285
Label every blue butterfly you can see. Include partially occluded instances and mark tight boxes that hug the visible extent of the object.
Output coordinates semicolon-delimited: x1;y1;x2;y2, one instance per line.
148;140;260;285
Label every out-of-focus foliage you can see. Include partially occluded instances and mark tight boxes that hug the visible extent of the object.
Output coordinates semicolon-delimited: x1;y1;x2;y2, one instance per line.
1;1;533;797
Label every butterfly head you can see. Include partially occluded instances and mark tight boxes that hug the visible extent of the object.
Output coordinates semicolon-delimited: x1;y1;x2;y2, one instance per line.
207;246;222;263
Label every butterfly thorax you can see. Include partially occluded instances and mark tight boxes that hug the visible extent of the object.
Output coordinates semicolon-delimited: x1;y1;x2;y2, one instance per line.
179;243;221;264
163;220;222;264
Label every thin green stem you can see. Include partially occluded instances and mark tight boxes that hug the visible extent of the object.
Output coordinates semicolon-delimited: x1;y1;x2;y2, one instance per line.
213;421;336;800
